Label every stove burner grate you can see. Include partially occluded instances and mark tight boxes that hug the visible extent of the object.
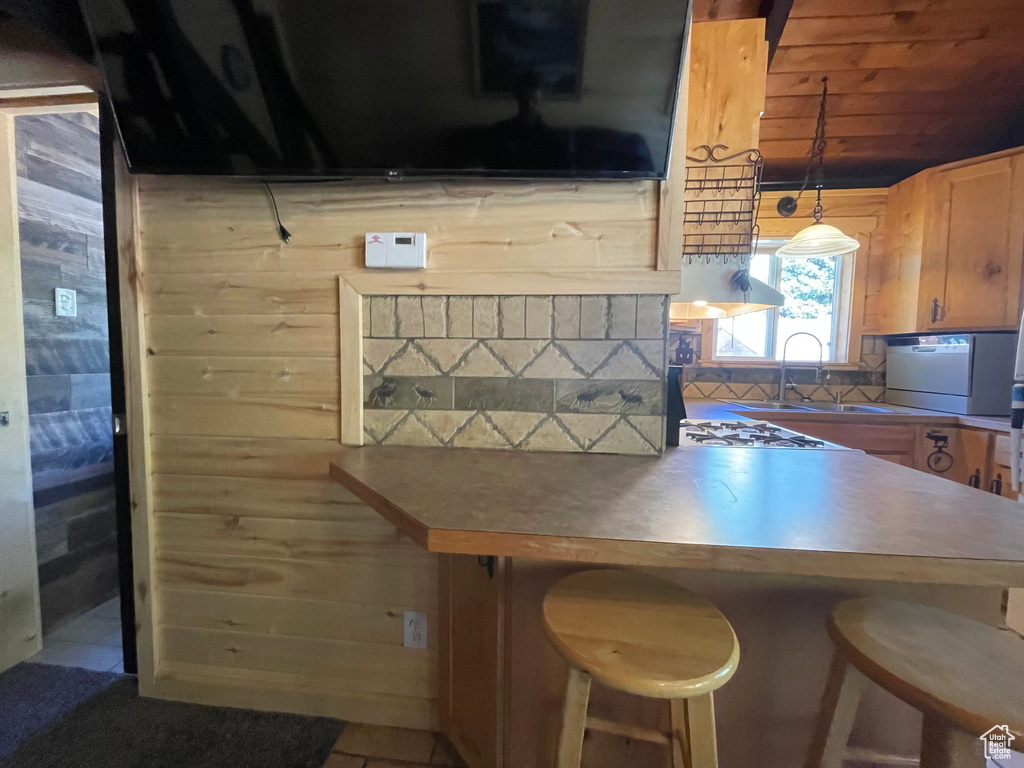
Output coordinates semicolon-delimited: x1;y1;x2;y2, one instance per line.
679;420;828;448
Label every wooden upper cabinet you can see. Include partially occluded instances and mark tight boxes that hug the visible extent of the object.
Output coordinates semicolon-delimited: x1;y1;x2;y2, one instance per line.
878;172;928;335
879;148;1024;334
920;152;1024;330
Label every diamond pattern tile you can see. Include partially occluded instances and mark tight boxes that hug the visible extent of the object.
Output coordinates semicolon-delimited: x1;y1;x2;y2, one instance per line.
359;294;670;455
450;344;511;377
520;417;581;452
521;344;585;379
590;418;658;455
385;414;442;447
451;413;513;450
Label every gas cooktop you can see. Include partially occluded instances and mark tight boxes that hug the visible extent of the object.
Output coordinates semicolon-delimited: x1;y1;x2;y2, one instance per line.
678;420;846;449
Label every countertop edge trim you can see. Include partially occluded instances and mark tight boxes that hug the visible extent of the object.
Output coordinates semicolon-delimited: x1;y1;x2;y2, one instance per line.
427;529;1024;587
329;460;431;549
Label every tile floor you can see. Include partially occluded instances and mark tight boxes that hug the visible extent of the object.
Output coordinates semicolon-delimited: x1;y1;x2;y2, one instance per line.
30;597;125;674
323;724;466;768
325;724;1013;768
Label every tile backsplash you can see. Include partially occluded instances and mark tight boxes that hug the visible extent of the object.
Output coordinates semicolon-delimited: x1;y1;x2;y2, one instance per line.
362;295;669;455
669;330;887;403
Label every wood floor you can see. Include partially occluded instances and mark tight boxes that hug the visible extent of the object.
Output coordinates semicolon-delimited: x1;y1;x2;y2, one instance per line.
323;724;466;768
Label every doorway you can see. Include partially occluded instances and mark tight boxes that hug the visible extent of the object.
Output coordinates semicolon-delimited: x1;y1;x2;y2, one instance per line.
0;93;134;676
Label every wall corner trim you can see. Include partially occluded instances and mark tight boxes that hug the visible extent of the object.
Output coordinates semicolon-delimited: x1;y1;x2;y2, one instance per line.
339;277;364;446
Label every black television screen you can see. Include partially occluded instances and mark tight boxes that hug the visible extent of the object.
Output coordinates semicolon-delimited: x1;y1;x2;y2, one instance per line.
79;0;692;179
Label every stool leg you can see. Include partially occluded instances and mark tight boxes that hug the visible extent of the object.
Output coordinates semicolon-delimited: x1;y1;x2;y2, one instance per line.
669;699;689;768
920;715;985;768
683;693;718;768
556;666;591;768
804;651;867;768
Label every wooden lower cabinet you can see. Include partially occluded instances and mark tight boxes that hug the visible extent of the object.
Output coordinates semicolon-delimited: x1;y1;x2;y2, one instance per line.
439;554;506;768
990;433;1020;501
768;420;918;466
957;427;993;491
770;418;1018;493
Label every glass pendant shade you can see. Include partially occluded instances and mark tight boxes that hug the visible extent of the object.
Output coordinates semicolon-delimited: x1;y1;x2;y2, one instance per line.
671;257;785;319
774;221;860;259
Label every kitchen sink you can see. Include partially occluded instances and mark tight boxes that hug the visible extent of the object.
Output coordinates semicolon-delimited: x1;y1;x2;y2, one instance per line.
723;400;811;410
798;403;893;413
723;400;893;414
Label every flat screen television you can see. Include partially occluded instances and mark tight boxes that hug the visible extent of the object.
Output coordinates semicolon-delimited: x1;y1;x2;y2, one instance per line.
79;0;692;179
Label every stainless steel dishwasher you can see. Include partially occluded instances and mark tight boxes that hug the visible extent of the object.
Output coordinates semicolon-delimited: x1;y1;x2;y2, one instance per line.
885;332;1017;415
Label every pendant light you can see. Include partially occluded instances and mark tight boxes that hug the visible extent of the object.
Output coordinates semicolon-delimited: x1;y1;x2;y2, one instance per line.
775;77;860;259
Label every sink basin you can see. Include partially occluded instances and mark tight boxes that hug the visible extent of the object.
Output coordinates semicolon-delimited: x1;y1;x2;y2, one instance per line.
723;400;893;414
723;400;811;411
797;403;893;413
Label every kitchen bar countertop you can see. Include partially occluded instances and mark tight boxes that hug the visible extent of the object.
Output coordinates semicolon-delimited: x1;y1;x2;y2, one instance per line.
330;443;1024;587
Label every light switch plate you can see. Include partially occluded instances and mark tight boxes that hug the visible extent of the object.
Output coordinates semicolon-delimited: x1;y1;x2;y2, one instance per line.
403;610;427;649
55;288;77;317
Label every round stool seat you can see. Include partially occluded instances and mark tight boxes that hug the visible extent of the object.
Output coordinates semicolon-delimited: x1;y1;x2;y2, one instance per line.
828;598;1024;739
542;569;739;699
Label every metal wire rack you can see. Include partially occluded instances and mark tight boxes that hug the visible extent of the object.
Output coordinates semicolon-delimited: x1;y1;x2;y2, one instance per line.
682;144;763;263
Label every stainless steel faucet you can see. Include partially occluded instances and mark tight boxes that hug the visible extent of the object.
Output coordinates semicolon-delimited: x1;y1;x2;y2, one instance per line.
778;332;825;401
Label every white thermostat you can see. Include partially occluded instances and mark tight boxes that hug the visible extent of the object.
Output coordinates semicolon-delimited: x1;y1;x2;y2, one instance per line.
365;232;426;269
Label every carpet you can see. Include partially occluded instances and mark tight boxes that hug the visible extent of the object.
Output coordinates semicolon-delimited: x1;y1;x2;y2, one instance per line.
0;663;120;762
1;665;343;768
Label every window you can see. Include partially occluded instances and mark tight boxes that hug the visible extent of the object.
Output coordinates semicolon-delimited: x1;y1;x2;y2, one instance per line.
713;239;853;363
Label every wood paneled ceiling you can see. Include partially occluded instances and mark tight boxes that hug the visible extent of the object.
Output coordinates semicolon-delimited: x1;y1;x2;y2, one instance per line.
755;0;1024;185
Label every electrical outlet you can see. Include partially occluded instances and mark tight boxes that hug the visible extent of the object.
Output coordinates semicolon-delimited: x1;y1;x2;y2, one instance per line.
403;610;427;649
55;288;77;317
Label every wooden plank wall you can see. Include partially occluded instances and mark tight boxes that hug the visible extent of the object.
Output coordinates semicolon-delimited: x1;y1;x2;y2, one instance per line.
15;111;117;634
137;176;659;728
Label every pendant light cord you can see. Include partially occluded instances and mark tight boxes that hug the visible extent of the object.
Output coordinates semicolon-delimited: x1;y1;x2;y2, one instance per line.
793;76;829;221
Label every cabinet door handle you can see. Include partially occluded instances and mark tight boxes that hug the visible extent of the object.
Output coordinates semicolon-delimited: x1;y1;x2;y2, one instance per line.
930;298;941;324
990;473;1003;495
968;469;981;488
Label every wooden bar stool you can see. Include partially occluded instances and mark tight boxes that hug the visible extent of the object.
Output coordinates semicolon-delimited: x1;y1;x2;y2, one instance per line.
542;569;740;768
805;598;1024;768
